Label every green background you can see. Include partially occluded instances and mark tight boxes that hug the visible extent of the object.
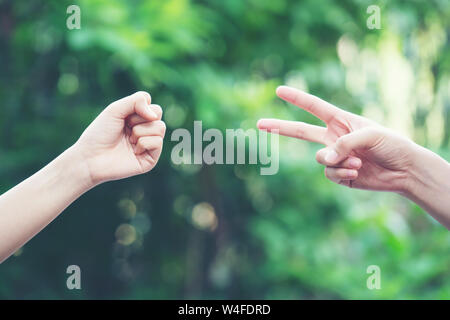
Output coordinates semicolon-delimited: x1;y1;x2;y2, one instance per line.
0;0;449;299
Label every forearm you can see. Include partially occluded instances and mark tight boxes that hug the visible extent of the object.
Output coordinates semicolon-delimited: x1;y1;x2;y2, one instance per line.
0;145;94;262
403;144;450;229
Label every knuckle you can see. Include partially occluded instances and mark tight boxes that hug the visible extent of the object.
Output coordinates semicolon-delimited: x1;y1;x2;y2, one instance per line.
134;91;149;102
295;128;304;139
153;120;166;135
159;121;167;134
153;104;162;115
336;136;347;149
136;90;148;96
293;94;303;107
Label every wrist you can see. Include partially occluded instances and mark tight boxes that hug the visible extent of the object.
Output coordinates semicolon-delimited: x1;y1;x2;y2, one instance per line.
400;142;450;226
399;144;423;197
64;144;98;191
401;144;432;198
403;145;442;196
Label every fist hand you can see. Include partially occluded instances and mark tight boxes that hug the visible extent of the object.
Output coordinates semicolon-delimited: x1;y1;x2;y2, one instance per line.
258;86;416;193
75;91;166;186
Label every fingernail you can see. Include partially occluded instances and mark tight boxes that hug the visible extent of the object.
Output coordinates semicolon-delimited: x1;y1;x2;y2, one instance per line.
325;150;338;163
257;119;270;130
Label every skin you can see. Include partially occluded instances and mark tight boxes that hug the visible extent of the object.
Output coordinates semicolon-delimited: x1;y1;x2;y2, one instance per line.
0;87;448;263
0;91;166;263
257;86;450;229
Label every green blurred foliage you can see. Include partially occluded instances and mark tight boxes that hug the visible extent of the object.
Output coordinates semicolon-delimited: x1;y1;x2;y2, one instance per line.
0;0;449;299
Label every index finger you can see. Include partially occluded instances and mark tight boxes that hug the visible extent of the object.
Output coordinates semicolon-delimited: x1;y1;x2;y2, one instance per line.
257;118;327;145
276;86;340;123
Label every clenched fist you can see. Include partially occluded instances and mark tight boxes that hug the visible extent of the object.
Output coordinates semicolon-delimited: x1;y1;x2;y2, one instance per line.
75;91;166;186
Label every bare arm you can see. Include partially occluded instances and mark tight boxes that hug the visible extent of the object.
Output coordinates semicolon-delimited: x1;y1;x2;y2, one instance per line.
0;91;166;262
0;146;93;262
258;86;450;228
402;144;450;227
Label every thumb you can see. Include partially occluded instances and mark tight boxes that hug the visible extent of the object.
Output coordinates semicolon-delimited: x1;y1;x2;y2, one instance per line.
108;91;157;121
324;127;383;165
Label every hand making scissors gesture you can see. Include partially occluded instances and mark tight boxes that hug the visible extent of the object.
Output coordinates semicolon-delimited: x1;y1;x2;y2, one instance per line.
258;86;450;228
258;86;415;191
